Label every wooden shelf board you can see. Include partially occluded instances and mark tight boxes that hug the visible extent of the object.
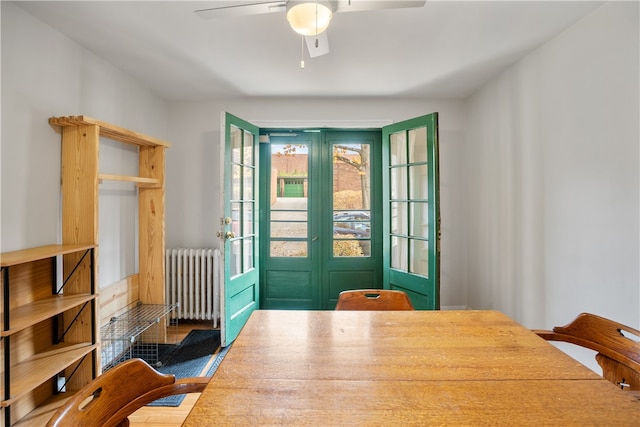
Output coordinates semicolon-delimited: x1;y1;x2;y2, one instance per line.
49;115;170;148
1;294;97;337
0;244;96;267
1;342;97;407
99;173;159;186
12;393;72;426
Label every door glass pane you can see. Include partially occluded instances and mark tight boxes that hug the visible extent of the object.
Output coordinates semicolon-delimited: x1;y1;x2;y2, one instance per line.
230;239;241;277
409;239;429;277
390;131;406;166
332;143;370;258
390;166;407;200
270;222;308;238
391;236;408;271
243;166;254;200
270;241;307;257
231;202;241;236
409;164;428;199
231;164;241;200
231;125;242;163
243;237;254;272
408;127;427;163
269;143;309;257
390;201;408;235
243;131;254;165
271;209;308;238
243;202;254;236
334;239;369;257
409;202;428;238
333;211;370;235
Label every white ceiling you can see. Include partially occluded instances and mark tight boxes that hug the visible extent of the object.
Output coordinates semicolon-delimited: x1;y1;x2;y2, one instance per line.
14;0;605;101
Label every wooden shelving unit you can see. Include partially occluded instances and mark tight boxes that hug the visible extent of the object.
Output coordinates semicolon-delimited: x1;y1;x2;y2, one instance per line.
1;244;97;426
0;116;170;425
48;115;170;311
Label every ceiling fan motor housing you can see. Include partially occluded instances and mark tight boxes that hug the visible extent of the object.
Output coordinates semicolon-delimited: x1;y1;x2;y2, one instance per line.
286;1;335;36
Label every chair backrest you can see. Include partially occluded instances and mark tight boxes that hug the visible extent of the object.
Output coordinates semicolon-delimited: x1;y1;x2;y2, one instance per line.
46;358;210;427
533;313;640;392
335;289;414;310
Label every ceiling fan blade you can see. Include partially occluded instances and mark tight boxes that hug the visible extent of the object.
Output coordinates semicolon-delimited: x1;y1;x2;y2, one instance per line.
334;0;426;13
195;1;286;19
305;32;329;58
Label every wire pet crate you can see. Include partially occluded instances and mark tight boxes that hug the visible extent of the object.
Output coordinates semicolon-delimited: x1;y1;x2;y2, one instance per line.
100;303;177;371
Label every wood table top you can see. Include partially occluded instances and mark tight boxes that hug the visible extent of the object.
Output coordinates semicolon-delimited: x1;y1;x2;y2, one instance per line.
183;310;640;426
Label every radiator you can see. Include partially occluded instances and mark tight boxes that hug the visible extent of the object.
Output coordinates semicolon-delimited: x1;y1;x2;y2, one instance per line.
165;248;221;327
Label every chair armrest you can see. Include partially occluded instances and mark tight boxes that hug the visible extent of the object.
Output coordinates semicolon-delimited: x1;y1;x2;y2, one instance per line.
532;329;556;340
107;377;211;427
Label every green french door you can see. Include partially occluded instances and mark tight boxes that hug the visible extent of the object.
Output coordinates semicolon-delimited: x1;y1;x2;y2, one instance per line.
219;112;260;346
382;113;440;309
219;113;439;342
259;129;383;309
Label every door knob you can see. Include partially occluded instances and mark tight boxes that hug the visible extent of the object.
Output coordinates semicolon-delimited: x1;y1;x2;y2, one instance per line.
216;230;236;240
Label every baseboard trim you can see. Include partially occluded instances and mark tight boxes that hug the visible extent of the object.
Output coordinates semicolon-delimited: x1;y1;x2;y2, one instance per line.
440;305;469;311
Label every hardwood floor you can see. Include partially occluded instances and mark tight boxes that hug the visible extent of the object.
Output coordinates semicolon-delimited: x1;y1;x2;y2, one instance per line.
129;320;218;427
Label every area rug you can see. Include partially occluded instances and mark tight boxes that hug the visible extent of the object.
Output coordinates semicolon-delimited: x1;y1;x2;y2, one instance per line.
147;329;221;407
205;343;232;376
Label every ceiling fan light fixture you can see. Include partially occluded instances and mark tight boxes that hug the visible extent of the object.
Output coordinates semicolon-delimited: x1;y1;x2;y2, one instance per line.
286;1;333;36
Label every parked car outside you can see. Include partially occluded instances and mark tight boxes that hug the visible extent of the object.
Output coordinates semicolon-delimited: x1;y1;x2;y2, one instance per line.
333;211;370;238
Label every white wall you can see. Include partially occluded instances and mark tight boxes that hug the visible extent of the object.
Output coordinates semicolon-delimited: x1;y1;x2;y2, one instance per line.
1;1;468;307
4;0;637;322
166;98;469;308
465;0;639;336
1;3;170;288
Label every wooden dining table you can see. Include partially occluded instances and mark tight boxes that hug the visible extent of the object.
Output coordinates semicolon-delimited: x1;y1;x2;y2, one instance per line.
182;310;640;426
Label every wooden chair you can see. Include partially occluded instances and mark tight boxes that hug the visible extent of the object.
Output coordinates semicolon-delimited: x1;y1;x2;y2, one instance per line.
46;358;210;427
335;289;414;310
533;313;640;393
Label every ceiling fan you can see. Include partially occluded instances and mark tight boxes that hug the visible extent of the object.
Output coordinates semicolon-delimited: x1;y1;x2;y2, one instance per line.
195;1;426;60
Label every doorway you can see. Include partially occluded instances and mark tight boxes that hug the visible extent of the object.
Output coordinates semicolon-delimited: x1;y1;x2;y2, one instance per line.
259;129;382;309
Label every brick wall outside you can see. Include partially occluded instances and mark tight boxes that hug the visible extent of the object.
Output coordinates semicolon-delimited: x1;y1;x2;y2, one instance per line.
271;153;363;193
